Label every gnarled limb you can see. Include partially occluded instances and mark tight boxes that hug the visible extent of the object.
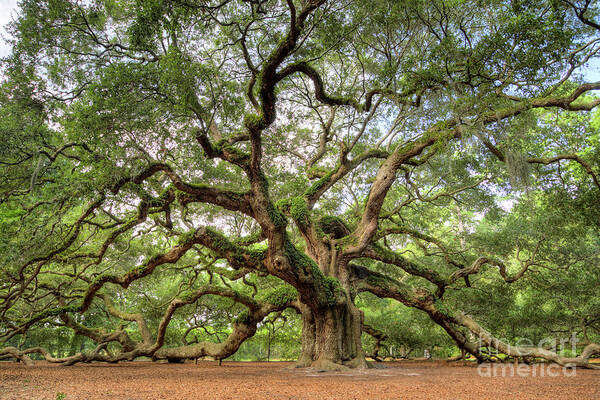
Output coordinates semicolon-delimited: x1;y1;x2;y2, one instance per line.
356;260;600;368
114;162;254;216
0;347;34;366
447;256;533;285
474;134;600;190
0;343;109;366
151;285;298;361
363;323;388;361
99;294;153;346
0;284;298;366
455;313;600;369
362;244;447;288
60;313;138;353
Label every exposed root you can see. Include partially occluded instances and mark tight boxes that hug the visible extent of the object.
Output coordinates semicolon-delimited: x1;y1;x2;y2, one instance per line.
288;355;313;369
310;358;350;372
343;356;370;369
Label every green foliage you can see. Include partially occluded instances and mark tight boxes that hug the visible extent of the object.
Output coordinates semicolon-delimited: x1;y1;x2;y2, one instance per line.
243;113;264;131
304;168;335;198
276;196;309;227
1;0;599;366
316;215;351;240
289;197;309;227
359;293;455;358
260;286;298;307
233;310;250;324
267;203;287;229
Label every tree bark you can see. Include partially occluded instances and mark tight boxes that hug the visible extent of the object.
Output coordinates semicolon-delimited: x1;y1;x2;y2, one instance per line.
295;299;368;370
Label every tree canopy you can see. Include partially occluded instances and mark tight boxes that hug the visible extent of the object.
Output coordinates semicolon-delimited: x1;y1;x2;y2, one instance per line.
1;0;599;370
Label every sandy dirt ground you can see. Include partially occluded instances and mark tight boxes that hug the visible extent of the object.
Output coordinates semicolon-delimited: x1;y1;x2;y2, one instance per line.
0;360;599;399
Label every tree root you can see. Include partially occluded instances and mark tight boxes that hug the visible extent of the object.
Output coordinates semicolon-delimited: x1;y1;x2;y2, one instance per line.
310;358;350;372
343;356;370;369
288;354;313;369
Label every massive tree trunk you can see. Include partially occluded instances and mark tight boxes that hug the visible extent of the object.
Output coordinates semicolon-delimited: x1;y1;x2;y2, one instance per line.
296;300;367;370
284;228;369;371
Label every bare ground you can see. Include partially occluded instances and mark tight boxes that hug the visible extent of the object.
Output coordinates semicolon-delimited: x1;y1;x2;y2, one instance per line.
0;360;599;399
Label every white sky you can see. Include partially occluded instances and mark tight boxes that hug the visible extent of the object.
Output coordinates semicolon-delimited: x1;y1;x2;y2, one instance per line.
583;61;600;82
0;0;18;58
0;1;598;78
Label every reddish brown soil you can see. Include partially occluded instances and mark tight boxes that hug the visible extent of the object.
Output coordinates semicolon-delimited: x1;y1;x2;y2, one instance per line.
0;360;599;399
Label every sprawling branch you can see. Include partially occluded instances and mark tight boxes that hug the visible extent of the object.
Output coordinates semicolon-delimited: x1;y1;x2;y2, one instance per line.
345;82;600;257
99;294;153;345
475;135;600;190
82;227;268;309
362;245;447;289
351;264;431;309
362;323;388;361
0;283;297;366
455;312;600;369
304;149;389;208
0;344;109;366
152;285;298;360
60;313;138;353
276;62;422;112
561;0;600;31
448;256;533;285
114;162;254;216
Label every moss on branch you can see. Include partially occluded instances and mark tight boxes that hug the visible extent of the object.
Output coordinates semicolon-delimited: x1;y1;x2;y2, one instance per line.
282;239;346;307
304;168;336;198
267;203;287;229
203;227;267;266
276;196;310;228
260;285;298;307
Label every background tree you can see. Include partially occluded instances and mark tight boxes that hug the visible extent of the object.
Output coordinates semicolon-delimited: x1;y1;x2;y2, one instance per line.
1;0;600;370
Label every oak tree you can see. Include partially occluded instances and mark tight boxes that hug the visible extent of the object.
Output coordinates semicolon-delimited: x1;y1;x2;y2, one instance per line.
1;0;600;370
